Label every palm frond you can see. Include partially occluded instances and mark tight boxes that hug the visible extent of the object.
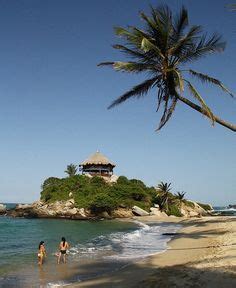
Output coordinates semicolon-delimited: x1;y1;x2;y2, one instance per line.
112;44;154;63
180;33;226;63
169;25;202;58
156;97;178;130
141;37;164;58
114;26;133;38
113;26;141;47
108;76;160;109
173;69;184;92
97;62;115;67
185;80;215;125
98;61;156;73
173;6;188;37
140;11;158;34
189;70;234;98
113;61;156;73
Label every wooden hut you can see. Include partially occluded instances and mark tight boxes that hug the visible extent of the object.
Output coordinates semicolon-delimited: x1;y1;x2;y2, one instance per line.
79;151;115;177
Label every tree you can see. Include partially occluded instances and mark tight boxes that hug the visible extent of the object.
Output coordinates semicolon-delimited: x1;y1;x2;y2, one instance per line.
64;164;78;177
156;182;172;211
99;5;235;132
175;191;186;201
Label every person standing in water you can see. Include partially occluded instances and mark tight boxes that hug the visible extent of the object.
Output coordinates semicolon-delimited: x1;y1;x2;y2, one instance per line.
38;241;46;265
57;237;69;264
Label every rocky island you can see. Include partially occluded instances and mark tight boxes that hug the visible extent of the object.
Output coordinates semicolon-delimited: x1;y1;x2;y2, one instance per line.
3;152;213;220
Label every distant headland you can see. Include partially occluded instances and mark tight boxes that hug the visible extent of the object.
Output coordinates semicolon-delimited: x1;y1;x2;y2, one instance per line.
2;151;213;220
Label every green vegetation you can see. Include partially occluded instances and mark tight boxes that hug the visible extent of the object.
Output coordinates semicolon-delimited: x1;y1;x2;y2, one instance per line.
166;204;182;217
40;170;211;217
99;5;235;132
175;191;186;201
40;175;156;215
64;164;78;177
155;182;183;217
155;182;173;211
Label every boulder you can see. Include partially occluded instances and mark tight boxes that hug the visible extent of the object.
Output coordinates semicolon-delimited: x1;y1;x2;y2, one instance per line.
69;192;73;198
150;207;168;217
109;174;119;183
189;211;200;217
65;199;75;208
149;207;160;215
77;208;87;218
180;201;210;217
112;208;133;218
15;203;32;210
132;206;149;216
0;203;6;214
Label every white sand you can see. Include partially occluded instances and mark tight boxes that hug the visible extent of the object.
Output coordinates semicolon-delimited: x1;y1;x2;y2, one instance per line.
69;216;236;287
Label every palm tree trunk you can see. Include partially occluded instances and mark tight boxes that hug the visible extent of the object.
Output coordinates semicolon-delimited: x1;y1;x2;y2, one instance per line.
176;94;236;132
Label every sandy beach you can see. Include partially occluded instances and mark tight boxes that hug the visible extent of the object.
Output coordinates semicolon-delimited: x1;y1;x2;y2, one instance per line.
69;216;236;288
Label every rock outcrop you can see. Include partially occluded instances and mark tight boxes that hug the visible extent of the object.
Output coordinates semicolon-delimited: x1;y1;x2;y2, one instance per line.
149;207;168;217
132;206;149;216
112;208;133;218
5;199;212;220
0;204;6;215
180;201;210;217
7;199;93;220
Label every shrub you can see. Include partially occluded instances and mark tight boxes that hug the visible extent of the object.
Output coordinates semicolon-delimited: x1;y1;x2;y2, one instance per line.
41;177;61;190
167;204;182;217
90;176;106;187
117;176;129;185
89;193;118;214
184;200;195;208
40;174;156;214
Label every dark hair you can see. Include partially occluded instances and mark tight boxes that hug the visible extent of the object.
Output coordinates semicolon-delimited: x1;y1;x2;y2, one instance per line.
38;241;44;250
61;237;66;247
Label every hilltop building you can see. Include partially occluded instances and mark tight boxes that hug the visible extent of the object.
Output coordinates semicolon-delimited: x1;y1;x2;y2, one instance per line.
79;151;115;178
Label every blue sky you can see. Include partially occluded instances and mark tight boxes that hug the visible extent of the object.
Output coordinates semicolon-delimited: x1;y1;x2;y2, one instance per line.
0;0;235;205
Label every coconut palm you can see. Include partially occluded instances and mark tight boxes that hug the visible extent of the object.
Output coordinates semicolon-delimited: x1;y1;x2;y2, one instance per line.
99;5;235;131
64;164;78;177
175;191;186;201
156;182;172;211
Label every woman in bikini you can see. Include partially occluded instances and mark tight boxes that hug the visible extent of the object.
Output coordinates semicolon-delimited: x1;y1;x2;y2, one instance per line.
57;237;69;264
38;241;46;265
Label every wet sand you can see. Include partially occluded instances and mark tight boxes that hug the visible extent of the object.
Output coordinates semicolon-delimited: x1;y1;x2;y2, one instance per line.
68;216;236;288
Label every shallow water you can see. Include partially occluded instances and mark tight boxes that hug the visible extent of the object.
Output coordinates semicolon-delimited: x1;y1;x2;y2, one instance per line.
0;213;181;287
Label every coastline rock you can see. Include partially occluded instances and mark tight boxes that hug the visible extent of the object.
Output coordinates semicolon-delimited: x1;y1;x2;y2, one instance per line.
150;207;168;217
180;201;209;217
112;208;133;218
7;199;90;220
109;174;119;183
15;203;32;210
132;206;149;216
0;203;6;214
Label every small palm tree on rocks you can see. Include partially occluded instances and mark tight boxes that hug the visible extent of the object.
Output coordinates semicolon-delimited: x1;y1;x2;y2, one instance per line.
65;164;78;177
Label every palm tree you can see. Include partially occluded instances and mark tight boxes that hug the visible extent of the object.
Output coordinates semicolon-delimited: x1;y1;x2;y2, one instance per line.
156;182;172;211
64;164;77;177
99;5;235;132
175;191;186;201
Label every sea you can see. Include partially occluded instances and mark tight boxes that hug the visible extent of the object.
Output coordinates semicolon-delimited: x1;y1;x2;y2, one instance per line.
0;203;181;287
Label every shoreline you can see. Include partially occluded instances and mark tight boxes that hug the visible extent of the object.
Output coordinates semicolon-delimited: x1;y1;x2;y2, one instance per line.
67;216;236;288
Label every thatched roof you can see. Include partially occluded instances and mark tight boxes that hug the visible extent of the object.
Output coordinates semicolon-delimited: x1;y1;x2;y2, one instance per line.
79;151;116;167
